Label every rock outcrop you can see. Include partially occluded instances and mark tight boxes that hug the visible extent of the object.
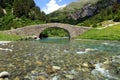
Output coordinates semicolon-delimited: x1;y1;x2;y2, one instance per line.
68;0;117;20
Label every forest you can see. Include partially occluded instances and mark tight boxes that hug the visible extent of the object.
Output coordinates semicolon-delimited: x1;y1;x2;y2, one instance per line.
0;0;47;30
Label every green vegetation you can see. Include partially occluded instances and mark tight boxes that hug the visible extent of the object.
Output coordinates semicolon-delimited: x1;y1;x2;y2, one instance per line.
77;3;120;27
0;0;47;30
0;14;45;30
41;27;69;37
0;32;22;41
77;24;120;40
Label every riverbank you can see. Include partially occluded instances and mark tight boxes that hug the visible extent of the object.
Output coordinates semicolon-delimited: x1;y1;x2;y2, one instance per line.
0;32;22;41
0;41;11;44
77;24;120;41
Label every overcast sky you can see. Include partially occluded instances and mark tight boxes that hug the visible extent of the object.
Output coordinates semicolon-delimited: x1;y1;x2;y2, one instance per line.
34;0;76;14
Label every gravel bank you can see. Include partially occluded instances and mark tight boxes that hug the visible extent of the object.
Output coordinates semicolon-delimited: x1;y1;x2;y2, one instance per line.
0;41;11;44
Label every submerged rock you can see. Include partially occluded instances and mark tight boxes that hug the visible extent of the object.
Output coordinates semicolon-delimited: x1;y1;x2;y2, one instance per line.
82;62;89;68
13;77;20;80
65;75;74;79
46;65;61;74
36;76;47;80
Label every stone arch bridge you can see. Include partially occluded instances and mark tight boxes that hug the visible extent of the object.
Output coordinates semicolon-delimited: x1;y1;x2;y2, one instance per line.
4;23;90;39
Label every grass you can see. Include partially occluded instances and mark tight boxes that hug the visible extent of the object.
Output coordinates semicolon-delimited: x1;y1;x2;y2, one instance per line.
0;32;22;41
77;24;120;40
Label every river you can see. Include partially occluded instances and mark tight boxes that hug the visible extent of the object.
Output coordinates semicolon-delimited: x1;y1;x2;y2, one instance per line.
0;38;120;80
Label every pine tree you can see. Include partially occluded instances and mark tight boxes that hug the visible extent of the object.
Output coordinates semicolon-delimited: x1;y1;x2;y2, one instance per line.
13;0;36;18
13;0;24;17
0;0;14;8
0;7;4;17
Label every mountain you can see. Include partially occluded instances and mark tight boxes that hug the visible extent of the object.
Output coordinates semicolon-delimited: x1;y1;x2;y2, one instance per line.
47;0;99;24
59;0;99;12
48;0;120;26
67;0;115;20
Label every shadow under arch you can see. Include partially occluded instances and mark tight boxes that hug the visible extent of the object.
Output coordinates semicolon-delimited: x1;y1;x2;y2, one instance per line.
39;27;71;40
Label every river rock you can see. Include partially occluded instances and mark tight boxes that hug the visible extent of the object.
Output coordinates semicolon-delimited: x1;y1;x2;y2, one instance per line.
81;68;90;72
52;66;61;70
103;59;111;65
13;77;20;80
65;75;74;79
46;65;61;74
36;61;43;66
37;76;47;80
89;63;96;70
0;71;10;79
82;62;89;68
51;76;59;80
0;78;9;80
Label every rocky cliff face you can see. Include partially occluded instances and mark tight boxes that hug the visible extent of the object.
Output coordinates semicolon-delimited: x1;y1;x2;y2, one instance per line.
68;0;117;20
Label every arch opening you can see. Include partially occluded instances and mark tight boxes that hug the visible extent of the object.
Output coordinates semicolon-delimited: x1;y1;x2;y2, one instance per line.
39;27;70;40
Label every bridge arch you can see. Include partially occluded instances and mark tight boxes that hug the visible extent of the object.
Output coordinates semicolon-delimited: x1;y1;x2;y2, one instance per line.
4;23;91;40
39;27;70;39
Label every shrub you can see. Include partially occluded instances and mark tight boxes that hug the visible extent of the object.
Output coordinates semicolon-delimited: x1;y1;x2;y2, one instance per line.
92;24;98;27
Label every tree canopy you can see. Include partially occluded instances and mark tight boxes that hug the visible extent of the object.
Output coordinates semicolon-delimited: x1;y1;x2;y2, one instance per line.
0;0;47;30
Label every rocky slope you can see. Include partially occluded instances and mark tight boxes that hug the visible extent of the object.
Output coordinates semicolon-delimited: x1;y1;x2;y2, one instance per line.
48;0;119;25
68;0;116;20
59;0;99;12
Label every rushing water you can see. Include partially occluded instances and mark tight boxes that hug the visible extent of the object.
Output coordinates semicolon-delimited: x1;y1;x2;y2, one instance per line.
0;38;120;80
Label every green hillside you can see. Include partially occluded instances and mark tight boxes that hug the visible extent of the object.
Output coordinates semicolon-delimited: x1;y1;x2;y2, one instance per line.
77;24;120;40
